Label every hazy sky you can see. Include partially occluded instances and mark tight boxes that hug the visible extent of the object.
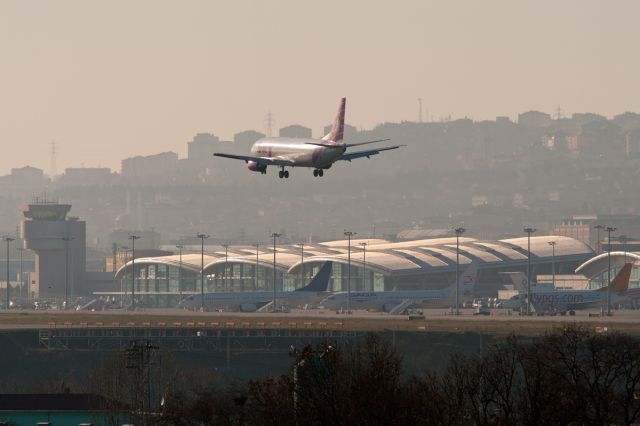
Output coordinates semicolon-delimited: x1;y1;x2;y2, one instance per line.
1;0;639;175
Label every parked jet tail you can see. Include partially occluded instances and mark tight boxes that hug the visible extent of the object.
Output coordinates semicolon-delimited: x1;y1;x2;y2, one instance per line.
459;262;479;297
321;97;346;144
502;271;529;291
596;262;632;292
295;261;332;292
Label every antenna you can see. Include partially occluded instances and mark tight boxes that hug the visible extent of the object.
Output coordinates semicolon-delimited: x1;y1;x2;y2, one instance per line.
49;141;57;179
555;106;564;120
418;98;423;123
265;111;275;137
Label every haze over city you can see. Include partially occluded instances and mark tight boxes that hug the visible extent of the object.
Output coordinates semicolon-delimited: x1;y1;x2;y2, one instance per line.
5;3;640;423
2;0;640;174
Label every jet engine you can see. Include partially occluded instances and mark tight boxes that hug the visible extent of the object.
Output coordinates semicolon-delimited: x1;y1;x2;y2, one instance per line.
247;161;267;174
239;303;258;312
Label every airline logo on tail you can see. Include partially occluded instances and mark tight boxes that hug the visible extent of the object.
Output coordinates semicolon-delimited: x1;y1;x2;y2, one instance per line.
321;97;346;144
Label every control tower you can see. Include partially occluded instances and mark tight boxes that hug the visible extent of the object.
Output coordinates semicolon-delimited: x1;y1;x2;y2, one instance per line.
20;199;86;300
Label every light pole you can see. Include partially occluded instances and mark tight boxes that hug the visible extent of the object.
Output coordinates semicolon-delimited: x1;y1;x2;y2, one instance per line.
300;243;305;287
455;227;466;315
129;235;140;310
548;241;556;288
594;224;605;255
120;246;129;306
344;231;356;314
523;227;536;315
606;226;616;316
197;234;210;311
176;244;183;299
359;242;368;291
4;237;14;310
16;247;24;300
222;244;229;290
255;243;260;290
271;233;281;312
62;236;74;310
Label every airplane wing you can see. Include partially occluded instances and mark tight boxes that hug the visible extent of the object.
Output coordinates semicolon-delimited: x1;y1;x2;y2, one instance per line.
340;145;404;162
344;139;391;148
213;153;294;167
306;139;391;148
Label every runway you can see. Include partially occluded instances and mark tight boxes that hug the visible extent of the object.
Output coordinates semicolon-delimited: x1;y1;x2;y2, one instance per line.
1;307;639;336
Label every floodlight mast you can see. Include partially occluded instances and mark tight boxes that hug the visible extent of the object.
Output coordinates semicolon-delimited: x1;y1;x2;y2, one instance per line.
523;227;536;315
454;227;466;315
197;234;210;311
271;233;282;312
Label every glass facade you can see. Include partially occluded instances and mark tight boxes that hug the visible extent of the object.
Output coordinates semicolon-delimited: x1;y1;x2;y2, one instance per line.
326;263;383;292
115;255;599;308
119;264;198;308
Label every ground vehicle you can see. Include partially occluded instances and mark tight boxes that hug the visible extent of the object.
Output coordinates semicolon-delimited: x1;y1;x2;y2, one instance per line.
473;306;490;316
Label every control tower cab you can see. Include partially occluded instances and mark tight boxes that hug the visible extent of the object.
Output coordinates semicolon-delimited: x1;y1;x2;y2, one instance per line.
20;199;85;300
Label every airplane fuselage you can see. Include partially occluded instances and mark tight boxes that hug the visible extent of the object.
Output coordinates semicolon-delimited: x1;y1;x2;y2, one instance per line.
179;290;328;312
506;290;628;312
321;289;453;312
251;138;345;169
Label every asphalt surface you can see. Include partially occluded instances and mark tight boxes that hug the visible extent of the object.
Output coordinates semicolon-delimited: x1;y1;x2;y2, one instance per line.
0;307;639;336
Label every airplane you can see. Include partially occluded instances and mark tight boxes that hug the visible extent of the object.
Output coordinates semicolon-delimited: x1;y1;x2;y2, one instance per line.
213;97;404;178
319;263;478;315
178;261;333;312
501;262;634;314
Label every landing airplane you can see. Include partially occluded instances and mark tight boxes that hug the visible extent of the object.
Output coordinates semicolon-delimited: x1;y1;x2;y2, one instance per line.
178;261;333;312
214;97;404;178
319;263;478;314
502;263;635;314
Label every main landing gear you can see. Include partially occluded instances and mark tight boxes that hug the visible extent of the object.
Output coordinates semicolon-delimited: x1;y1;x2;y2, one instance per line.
313;169;324;177
278;167;290;179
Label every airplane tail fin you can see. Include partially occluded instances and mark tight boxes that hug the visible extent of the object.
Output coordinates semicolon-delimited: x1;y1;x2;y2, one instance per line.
597;262;633;292
296;261;332;292
322;97;346;144
502;271;529;291
460;262;479;297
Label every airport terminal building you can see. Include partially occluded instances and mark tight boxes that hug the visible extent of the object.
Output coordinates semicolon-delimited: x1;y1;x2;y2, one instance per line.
112;236;596;308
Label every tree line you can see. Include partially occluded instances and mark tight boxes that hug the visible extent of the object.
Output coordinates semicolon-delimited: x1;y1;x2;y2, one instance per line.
92;326;640;425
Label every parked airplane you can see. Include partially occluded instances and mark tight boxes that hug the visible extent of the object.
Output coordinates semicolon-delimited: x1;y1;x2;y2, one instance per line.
502;263;634;314
214;97;404;178
178;261;333;312
319;263;478;314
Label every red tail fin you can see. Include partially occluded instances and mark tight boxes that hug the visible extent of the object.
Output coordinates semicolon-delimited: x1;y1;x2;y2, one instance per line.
322;97;346;144
597;262;633;292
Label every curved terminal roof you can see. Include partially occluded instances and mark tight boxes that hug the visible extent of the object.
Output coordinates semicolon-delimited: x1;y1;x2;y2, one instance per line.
471;242;528;261
575;251;640;278
117;235;595;279
500;236;591;258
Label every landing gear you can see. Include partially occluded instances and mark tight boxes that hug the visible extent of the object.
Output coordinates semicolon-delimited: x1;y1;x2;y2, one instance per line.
278;168;289;179
313;169;324;177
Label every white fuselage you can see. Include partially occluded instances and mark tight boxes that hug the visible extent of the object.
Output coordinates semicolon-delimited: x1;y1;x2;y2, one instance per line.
320;288;453;312
251;138;345;169
179;290;329;312
504;290;628;312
